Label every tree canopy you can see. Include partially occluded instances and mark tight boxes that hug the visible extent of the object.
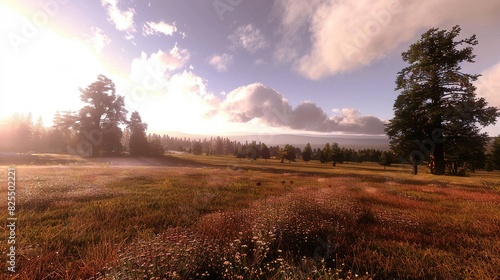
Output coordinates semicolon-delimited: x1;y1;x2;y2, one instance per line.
385;26;499;175
77;75;127;157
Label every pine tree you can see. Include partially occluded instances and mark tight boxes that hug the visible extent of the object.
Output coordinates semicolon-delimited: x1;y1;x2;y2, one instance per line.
386;26;499;175
302;143;313;163
321;143;332;164
128;111;149;156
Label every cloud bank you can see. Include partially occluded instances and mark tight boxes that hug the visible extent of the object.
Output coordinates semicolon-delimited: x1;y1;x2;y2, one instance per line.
130;45;190;86
128;49;386;134
275;0;500;80
221;83;386;134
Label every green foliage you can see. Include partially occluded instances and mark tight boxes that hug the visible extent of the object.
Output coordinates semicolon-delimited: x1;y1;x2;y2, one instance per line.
379;151;394;167
492;136;500;170
284;144;296;162
246;141;260;160
321;143;332;163
260;143;271;160
331;142;343;164
302;143;313;162
385;26;499;175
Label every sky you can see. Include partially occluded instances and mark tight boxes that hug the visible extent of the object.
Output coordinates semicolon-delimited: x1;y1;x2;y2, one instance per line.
1;0;500;137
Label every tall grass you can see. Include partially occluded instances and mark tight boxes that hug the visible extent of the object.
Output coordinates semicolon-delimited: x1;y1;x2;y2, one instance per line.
0;163;499;279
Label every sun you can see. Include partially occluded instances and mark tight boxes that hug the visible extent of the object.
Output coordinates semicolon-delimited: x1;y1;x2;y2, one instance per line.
0;6;109;127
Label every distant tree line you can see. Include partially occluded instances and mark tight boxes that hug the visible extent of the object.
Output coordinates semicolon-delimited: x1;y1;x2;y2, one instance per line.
2;110;500;171
1;71;499;173
231;141;412;166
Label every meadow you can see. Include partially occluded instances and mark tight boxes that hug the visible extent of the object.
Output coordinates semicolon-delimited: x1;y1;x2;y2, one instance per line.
1;155;499;279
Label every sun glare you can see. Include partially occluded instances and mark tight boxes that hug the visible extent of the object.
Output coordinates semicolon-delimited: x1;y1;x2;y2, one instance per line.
1;7;109;126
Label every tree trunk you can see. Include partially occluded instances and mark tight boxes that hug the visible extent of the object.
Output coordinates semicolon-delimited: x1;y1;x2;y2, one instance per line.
433;142;446;175
429;155;435;174
412;161;418;175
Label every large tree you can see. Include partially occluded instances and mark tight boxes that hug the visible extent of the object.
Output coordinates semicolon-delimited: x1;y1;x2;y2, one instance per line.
78;75;128;157
385;26;499;175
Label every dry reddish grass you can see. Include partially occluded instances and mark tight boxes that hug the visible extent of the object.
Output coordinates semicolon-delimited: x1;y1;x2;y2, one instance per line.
0;164;499;279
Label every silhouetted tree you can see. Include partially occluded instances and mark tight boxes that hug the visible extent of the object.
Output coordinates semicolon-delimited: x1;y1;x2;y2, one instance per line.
128;111;149;156
386;26;499;175
78;75;128;157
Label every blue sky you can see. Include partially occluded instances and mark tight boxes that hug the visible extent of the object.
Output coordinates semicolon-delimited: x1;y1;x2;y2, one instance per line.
1;0;499;136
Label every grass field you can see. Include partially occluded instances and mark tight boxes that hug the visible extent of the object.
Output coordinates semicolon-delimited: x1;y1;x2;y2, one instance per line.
1;155;499;279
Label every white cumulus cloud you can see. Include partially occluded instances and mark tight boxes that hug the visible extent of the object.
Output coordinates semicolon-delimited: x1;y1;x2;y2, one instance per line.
101;0;136;36
476;62;500;108
208;53;234;72
142;21;177;37
129;45;190;93
229;24;268;53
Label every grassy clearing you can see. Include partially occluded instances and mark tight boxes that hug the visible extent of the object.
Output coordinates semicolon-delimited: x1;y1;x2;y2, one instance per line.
0;158;499;279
